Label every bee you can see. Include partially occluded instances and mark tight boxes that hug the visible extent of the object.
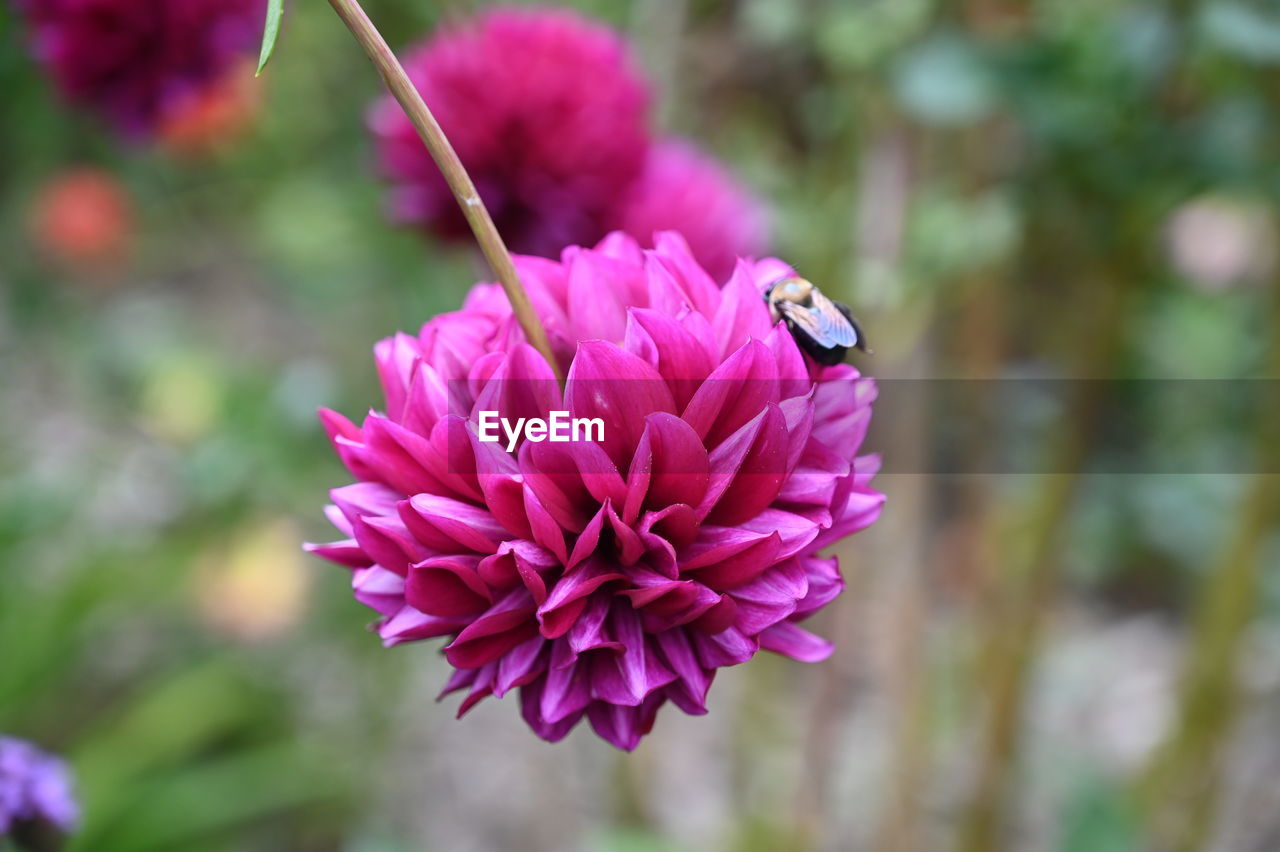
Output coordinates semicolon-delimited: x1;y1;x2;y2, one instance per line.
765;276;869;365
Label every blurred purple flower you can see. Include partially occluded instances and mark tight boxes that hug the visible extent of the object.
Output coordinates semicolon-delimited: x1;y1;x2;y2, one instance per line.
0;737;78;839
610;140;770;282
12;0;264;137
309;231;882;750
370;6;651;258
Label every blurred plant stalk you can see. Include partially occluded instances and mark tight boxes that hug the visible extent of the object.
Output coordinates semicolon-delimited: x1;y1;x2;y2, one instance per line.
861;101;1019;852
957;278;1133;852
324;0;562;382
850;121;935;852
630;0;688;127
1136;286;1280;851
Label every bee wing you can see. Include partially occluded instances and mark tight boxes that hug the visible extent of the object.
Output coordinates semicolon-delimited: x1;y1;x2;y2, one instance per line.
779;292;860;348
811;290;862;347
777;300;849;348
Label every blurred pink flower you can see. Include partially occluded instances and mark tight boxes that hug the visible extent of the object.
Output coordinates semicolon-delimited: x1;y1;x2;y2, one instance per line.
13;0;264;137
370;7;651;258
1165;195;1277;292
611;140;770;282
309;232;882;750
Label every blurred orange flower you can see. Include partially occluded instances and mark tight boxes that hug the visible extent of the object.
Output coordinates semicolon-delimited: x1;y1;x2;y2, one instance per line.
30;167;134;272
159;60;263;159
194;519;311;643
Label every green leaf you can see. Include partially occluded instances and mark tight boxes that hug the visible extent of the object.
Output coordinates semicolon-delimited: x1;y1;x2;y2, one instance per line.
256;0;284;76
1201;2;1280;64
891;33;998;127
1058;773;1142;852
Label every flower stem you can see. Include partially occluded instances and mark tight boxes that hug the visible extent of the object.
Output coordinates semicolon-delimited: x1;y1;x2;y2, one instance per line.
325;0;563;382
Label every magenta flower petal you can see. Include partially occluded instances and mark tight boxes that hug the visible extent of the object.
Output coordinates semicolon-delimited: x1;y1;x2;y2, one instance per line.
684;530;783;591
758;621;835;663
304;538;371;569
351;566;404;616
350;514;425;577
472;344;563;426
538;559;626;639
522;486;570;563
793;556;844;620
654;630;712;714
522;679;586;743
729;557;809;634
566;250;643;342
381;607;469;647
565;505;609;570
624;412;710;521
565;341;676;469
650;232;723;317
541;645;594;724
589;605;676;706
311;232;882;749
522;439;627;527
495;637;545;696
375;333;422;422
764;324;814;400
454;668;495;717
714;262;778;359
478;540;558;606
623;309;718;411
702;404;791;526
445;589;540;668
406;555;491;617
586;694;664;751
470;440;532;540
401;494;507;554
694;627;758;669
566;596;624;656
682;339;781;447
330;481;400;522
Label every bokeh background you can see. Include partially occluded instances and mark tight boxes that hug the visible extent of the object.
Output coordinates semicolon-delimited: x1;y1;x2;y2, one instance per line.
3;0;1280;850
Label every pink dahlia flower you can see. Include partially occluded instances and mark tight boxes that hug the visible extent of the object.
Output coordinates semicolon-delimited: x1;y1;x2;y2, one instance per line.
610;140;770;282
0;737;78;839
369;7;651;258
309;232;882;750
13;0;264;137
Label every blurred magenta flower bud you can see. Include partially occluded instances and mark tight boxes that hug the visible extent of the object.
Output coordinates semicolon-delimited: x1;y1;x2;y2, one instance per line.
13;0;265;138
370;7;769;279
